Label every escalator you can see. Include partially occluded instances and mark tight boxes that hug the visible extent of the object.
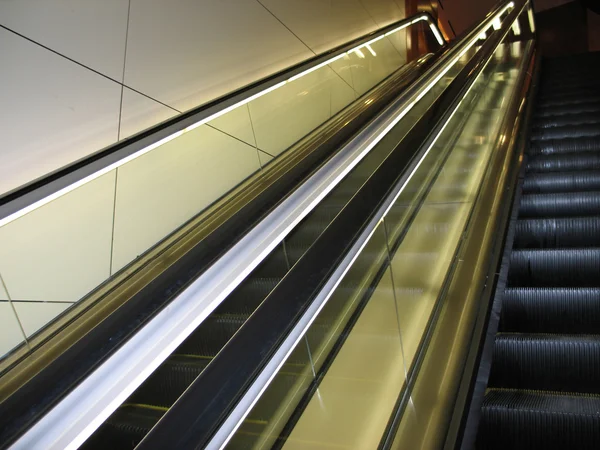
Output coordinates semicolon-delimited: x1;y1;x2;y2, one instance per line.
475;51;600;449
80;148;376;449
0;1;542;449
0;13;446;450
81;52;462;446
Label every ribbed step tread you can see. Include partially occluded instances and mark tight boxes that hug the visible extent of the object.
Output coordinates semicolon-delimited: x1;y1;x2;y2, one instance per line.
529;136;600;155
519;192;600;218
523;171;600;193
477;389;600;450
508;248;600;287
176;313;249;356
533;111;600;129
533;101;600;118
540;79;600;93
128;356;211;407
531;123;600;141
81;406;164;450
489;334;600;392
527;153;600;173
539;85;600;99
501;288;600;333
221;277;281;313
514;217;600;248
538;94;600;108
477;53;600;449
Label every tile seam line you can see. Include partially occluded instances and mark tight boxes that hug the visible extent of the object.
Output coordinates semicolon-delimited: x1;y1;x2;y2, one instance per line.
253;0;317;56
204;123;272;156
0;23;180;114
0;272;30;347
117;0;133;141
255;0;357;93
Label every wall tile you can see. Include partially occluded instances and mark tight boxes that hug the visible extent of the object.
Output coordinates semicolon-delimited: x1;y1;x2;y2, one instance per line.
258;150;274;167
0;28;121;196
0;279;8;300
208;104;257;148
123;0;312;114
13;301;71;338
258;150;274;168
259;0;377;54
328;55;356;90
0;0;129;81
385;28;408;58
0;171;116;302
119;87;178;140
331;76;357;115
111;125;262;272
248;65;353;156
358;0;405;27
347;36;405;95
0;302;26;358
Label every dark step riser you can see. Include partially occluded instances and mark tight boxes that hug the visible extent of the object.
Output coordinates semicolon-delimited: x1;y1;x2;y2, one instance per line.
489;336;600;393
519;193;600;218
501;288;600;333
514;218;600;248
508;249;600;287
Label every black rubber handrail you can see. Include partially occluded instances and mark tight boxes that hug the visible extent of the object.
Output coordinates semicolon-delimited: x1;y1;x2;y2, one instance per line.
137;3;525;448
0;12;442;223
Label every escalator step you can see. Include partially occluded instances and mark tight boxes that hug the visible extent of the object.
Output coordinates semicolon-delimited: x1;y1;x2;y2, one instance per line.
501;288;600;333
523;171;600;193
508;248;600;287
543;66;600;78
477;389;600;450
514;217;600;248
176;313;248;356
128;356;211;407
81;406;164;450
538;86;600;100
221;277;281;313
519;192;600;218
529;136;600;155
532;111;600;129
543;68;600;79
540;79;600;93
477;52;600;448
533;101;600;118
530;123;600;141
538;93;600;108
489;334;600;393
527;153;600;173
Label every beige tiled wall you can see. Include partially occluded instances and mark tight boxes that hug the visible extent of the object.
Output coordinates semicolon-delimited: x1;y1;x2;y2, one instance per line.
110;125;262;272
0;171;116;302
0;0;409;358
0;303;27;357
0;0;406;196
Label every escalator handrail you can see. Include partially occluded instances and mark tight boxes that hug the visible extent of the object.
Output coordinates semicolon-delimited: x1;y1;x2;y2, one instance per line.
7;1;518;447
132;1;527;448
1;29;445;450
0;12;444;227
4;28;449;450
